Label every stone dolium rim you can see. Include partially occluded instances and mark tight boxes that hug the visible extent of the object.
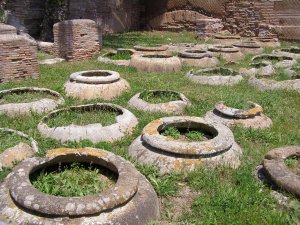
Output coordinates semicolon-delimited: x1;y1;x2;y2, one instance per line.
215;101;263;119
0;148;160;224
64;70;130;100
186;67;243;86
248;77;300;93
128;90;191;115
38;103;138;143
70;70;120;84
204;101;273;129
178;49;210;58
178;49;219;67
208;45;244;62
233;41;263;54
130;54;182;73
0;128;38;169
128;116;242;174
210;34;241;45
233;41;261;49
0;87;65;117
208;45;240;53
251;54;297;68
263;146;300;198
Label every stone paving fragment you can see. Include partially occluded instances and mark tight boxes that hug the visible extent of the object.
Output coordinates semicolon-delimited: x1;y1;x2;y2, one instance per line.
128;116;242;174
38;103;138;143
64;70;130;100
205;101;272;129
263;146;300;199
0;87;65;117
0;148;159;224
0;128;38;170
186;67;243;86
39;58;65;65
128;90;191;115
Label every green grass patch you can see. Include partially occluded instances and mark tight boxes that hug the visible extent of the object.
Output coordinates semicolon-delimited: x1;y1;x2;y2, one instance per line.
31;162;116;197
38;51;55;60
221;99;252;109
137;164;181;196
0;92;56;104
195;68;239;76
0;31;299;224
253;56;282;64
47;109;118;127
162;127;207;142
285;157;300;175
106;51;132;60
0;130;31;153
140;91;181;104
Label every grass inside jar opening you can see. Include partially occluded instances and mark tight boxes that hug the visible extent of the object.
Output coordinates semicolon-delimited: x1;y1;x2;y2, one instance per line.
139;44;163;47
0;131;31;153
186;50;207;54
0;91;57;104
253;56;288;64
106;51;132;60
197;68;239;76
81;71;112;77
161;127;213;142
285;157;300;175
47;108;119;127
143;55;172;59
258;67;300;81
140;91;181;104
219;100;251;110
31;162;117;197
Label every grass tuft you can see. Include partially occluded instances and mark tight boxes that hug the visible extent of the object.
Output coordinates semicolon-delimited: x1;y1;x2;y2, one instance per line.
31;162;116;197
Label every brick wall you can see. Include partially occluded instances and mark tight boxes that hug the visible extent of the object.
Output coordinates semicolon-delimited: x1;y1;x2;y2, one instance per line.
53;19;100;61
224;0;279;37
0;35;39;83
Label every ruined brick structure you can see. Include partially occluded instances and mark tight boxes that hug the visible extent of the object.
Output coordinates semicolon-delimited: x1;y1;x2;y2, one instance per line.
53;19;100;61
224;0;280;37
0;35;39;83
4;0;300;41
68;0;140;33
